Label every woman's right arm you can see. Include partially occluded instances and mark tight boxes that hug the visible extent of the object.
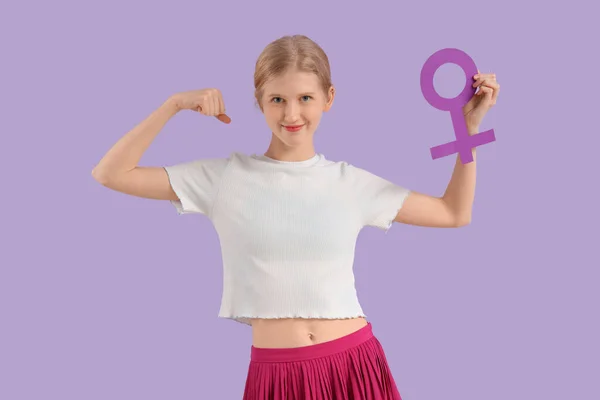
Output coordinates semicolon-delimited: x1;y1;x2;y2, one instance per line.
91;89;230;201
91;97;180;200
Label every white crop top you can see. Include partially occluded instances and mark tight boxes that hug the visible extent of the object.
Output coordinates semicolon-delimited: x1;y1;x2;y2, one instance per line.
163;152;411;325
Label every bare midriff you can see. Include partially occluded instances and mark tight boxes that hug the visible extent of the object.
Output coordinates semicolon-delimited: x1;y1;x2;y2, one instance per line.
250;317;368;348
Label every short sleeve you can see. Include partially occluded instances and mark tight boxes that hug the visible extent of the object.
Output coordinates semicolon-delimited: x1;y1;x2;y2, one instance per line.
163;157;230;216
348;165;411;231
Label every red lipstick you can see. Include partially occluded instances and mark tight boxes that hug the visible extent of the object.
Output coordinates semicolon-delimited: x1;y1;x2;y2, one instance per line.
283;124;304;132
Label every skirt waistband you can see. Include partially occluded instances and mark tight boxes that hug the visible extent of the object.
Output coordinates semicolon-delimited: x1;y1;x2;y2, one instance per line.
250;322;374;363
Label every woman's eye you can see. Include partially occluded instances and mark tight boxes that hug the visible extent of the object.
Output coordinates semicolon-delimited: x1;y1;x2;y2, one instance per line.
271;96;311;103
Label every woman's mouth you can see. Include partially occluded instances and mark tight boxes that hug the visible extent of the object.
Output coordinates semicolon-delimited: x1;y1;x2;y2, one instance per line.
283;124;304;132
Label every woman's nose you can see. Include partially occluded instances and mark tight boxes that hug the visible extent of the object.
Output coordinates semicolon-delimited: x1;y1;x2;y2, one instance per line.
284;102;300;120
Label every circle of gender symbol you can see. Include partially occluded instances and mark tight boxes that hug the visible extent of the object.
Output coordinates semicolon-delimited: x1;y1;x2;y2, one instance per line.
420;48;496;164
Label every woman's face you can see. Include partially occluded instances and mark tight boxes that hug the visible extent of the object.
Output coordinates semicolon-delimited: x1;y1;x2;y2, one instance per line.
260;69;334;148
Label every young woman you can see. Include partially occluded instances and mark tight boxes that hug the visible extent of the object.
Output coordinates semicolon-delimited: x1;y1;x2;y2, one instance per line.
92;35;499;399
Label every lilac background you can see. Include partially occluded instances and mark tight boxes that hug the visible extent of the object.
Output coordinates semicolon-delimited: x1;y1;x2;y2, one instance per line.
1;0;598;399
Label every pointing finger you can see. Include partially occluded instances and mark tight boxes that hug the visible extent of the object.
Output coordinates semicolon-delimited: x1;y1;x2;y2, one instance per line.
216;114;231;124
218;95;226;115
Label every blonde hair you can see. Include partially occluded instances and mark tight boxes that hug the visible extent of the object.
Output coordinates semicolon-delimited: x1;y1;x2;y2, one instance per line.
254;35;332;108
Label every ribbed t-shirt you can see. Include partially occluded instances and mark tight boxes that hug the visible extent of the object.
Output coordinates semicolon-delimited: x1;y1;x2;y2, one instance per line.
163;152;411;325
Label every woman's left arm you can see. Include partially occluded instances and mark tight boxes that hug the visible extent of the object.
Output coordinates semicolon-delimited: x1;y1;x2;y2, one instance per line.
394;72;500;228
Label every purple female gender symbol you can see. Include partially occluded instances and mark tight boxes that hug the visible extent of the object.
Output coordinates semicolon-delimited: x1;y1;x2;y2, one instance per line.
420;48;496;164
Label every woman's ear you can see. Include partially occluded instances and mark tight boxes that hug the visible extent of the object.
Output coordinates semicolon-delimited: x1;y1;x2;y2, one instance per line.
324;85;335;111
254;97;264;113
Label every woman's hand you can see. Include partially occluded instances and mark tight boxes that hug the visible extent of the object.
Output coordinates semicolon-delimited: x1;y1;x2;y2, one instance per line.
172;88;231;124
462;72;500;132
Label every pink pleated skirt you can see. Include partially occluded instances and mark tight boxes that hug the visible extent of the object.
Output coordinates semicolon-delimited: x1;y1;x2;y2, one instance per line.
243;322;402;399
